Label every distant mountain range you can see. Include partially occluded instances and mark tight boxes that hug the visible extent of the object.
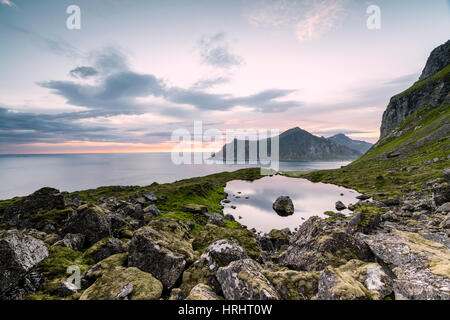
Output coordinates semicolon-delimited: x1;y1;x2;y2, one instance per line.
212;127;373;161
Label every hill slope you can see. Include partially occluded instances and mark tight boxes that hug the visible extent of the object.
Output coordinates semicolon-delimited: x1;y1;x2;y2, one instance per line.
328;133;373;154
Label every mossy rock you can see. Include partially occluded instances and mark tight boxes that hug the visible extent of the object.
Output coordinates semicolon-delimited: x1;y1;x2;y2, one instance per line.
262;269;320;300
81;253;128;288
80;266;163;300
185;283;221;300
192;224;262;261
38;246;93;278
180;260;215;295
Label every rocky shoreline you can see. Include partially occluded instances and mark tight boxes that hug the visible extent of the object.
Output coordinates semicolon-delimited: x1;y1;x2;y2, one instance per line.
0;165;449;300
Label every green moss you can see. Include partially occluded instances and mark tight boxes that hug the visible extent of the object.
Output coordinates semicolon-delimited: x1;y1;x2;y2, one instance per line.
80;266;163;300
24;208;73;228
354;206;385;228
263;269;320;300
38;246;93;278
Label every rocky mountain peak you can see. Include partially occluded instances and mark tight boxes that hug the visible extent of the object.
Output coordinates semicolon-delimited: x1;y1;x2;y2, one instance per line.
419;40;450;81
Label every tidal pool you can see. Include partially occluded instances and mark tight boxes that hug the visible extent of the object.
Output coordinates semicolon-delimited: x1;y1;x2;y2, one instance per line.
222;175;362;233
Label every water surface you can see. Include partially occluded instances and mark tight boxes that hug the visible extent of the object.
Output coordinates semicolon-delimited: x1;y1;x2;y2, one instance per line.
223;175;361;233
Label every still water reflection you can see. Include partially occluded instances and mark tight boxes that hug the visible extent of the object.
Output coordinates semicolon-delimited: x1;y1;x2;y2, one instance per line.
223;175;362;233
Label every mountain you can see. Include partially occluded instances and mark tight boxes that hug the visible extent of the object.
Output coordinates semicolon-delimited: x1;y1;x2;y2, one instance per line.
327;133;373;155
380;40;450;137
212;127;362;161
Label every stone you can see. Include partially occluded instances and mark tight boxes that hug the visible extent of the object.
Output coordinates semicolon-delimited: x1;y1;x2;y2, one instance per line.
2;187;65;229
143;204;161;216
335;201;347;211
216;259;280;300
206;212;226;227
444;168;450;183
80;267;163;300
436;202;450;214
272;196;294;216
168;288;186;300
224;214;235;221
143;192;158;202
62;204;112;247
54;280;78;297
186;283;220;300
0;230;49;294
316;259;393;300
182;204;208;214
262;269;320;300
360;230;450;299
128;222;197;290
278;217;373;271
356;195;371;201
54;233;85;251
81;253;128;289
181;239;248;294
85;238;125;263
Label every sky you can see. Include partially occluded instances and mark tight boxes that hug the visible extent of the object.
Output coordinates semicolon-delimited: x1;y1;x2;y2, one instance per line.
0;0;449;154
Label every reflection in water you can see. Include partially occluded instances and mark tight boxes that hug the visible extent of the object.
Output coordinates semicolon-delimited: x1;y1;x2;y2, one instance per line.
223;175;362;233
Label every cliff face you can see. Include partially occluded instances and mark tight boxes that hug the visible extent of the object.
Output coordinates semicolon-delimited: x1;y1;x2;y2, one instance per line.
380;40;450;138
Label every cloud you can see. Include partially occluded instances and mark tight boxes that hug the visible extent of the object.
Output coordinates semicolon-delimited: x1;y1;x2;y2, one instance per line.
245;0;348;41
2;23;81;58
70;66;99;79
198;33;243;69
191;76;230;89
0;0;16;7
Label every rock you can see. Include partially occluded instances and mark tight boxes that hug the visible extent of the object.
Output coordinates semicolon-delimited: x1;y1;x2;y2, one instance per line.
347;206;382;234
437;202;450;213
0;272;44;300
206;212;226;227
433;184;450;207
262;269;320;300
278;217;374;271
224;214;235;221
360;230;450;299
186;283;220;300
54;233;85;251
356;195;371;201
64;194;86;208
418;40;450;81
402;204;415;212
216;259;280;300
128;221;197;290
192;224;262;262
85;238;125;263
267;229;290;251
81;253;128;289
80;267;163;300
393;279;450;300
440;214;450;229
182;204;208;214
0;230;49;295
53;280;78;297
143;192;158;202
116;283;134;300
316;259;393;300
335;201;347;211
272;196;294;216
185;221;195;230
382;196;401;206
444;168;450;183
2;187;65;229
120;204;144;220
169;288;186;300
181;239;248;294
143;204;161;216
62;204;112;247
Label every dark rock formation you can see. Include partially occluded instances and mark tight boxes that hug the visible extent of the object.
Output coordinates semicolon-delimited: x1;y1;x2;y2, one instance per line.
272;196;294;216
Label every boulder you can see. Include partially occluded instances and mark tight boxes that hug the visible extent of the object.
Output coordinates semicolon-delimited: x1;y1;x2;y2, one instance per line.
128;221;197;290
168;288;186;300
54;233;85;251
360;230;450;300
181;239;248;294
216;259;280;300
272;196;294;216
2;187;65;229
262;269;320;300
53;280;78;297
356;194;371;201
335;201;347;211
182;204;208;215
84;238;125;263
186;283;220;300
436;202;450;213
62;204;112;247
143;204;161;216
206;212;226;227
444;168;450;182
81;253;128;289
316;259;393;300
0;230;49;294
143;192;158;202
278;216;374;271
80;266;163;300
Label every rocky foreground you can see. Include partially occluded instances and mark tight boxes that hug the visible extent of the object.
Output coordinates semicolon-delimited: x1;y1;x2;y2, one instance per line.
0;165;449;300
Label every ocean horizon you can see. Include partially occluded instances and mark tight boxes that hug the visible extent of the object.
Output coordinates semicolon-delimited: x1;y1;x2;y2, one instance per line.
0;152;350;200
